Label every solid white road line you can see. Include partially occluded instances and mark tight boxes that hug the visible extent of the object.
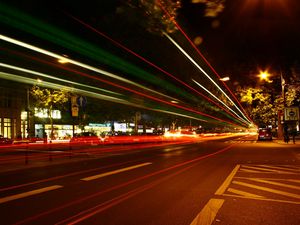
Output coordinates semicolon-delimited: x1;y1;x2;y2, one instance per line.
81;162;152;181
227;187;264;198
241;165;296;174
215;165;240;195
190;198;224;225
233;181;300;199
246;178;300;190
0;185;63;204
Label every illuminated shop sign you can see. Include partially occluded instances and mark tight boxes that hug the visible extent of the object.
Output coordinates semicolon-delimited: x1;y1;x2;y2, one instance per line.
34;108;61;119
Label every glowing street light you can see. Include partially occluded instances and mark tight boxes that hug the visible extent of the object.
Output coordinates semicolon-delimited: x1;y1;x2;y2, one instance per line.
258;70;272;83
219;76;230;82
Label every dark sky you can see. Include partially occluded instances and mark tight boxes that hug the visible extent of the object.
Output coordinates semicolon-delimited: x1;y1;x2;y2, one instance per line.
180;0;300;79
2;0;300;83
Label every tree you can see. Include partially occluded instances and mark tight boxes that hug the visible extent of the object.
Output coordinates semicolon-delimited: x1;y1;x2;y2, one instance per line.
125;0;225;36
237;81;300;128
30;86;70;139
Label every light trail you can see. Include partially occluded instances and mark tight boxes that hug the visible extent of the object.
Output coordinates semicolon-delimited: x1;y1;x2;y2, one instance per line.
164;32;252;126
0;70;209;123
192;79;249;125
0;63;122;97
0;4;193;101
0;34;177;101
0;71;126;103
0;35;243;125
0;67;239;125
157;0;253;124
66;14;246;124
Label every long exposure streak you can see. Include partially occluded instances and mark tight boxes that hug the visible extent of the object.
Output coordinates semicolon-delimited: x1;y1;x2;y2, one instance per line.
192;79;249;125
0;34;175;101
0;35;242;126
158;0;252;124
164;32;251;125
66;14;246;124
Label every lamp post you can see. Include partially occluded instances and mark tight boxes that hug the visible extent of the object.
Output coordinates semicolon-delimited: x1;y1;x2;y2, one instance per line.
26;87;30;138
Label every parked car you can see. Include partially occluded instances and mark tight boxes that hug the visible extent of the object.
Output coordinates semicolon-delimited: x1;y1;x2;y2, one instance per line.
258;128;272;141
0;135;13;145
70;132;101;145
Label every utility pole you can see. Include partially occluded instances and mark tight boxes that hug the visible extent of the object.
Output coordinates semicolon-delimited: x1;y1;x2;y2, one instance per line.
26;87;30;138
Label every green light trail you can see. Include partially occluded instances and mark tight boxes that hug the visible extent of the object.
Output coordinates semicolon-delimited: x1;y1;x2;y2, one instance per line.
0;2;198;101
0;71;211;123
0;62;122;97
0;34;178;102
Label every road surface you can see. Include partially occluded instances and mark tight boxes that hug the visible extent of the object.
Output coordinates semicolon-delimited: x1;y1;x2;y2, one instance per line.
0;134;299;225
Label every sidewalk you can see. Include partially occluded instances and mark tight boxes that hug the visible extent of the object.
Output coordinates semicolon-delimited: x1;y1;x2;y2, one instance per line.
272;136;300;145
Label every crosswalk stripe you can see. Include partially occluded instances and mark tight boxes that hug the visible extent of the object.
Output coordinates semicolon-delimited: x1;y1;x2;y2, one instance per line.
280;165;300;170
232;181;300;199
241;165;296;174
222;193;300;205
288;179;300;184
239;168;262;173
246;178;300;190
227;188;264;198
256;165;300;173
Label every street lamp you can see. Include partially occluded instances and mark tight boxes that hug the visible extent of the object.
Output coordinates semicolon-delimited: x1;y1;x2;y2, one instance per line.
219;76;230;82
258;70;272;83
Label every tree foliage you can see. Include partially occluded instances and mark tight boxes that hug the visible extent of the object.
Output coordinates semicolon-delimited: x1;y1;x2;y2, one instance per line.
237;75;300;127
30;86;70;138
125;0;225;35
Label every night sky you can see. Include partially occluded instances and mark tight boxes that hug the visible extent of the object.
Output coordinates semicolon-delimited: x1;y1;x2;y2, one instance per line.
1;0;299;127
180;0;300;80
2;0;300;80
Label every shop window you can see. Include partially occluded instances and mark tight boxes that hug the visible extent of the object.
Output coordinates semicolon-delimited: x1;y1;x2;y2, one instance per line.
4;118;11;138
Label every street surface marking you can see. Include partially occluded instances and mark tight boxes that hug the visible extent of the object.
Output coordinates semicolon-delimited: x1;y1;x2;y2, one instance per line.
222;193;300;205
245;178;300;190
256;165;300;172
241;165;296;174
227;188;264;198
81;162;152;181
215;165;240;195
0;185;63;204
232;181;300;199
239;168;262;173
190;198;224;225
163;146;186;152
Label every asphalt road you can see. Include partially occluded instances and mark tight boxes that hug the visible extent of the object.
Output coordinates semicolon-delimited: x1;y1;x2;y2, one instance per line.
0;134;299;225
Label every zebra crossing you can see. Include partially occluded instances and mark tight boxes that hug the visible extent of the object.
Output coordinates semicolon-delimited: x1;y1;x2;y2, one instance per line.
216;164;300;204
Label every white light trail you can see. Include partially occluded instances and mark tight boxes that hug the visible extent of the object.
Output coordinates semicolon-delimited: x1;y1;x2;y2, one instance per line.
0;71;124;103
0;34;178;101
0;63;122;96
164;32;252;125
192;79;248;125
0;71;208;122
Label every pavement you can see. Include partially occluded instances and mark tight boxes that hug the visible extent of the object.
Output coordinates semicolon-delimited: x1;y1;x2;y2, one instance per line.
272;136;300;145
